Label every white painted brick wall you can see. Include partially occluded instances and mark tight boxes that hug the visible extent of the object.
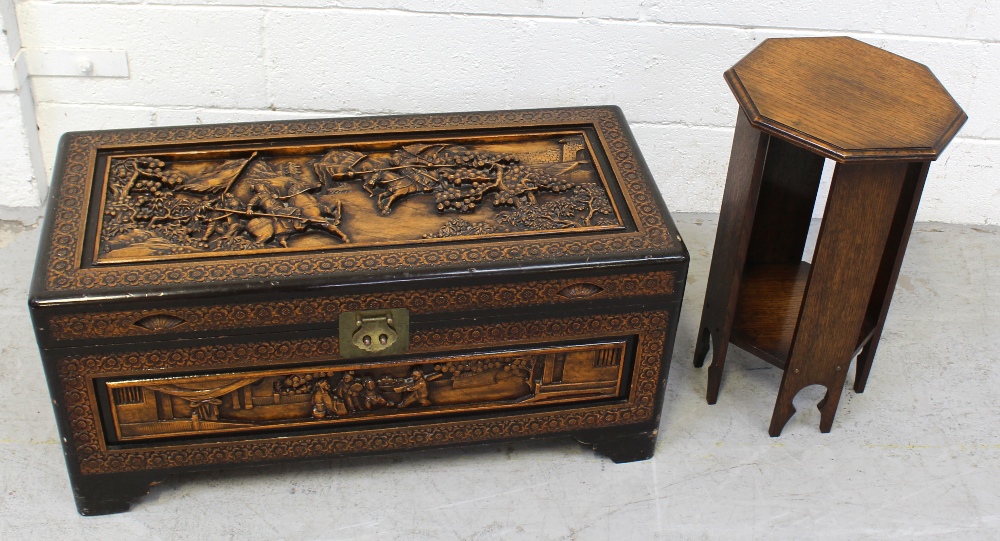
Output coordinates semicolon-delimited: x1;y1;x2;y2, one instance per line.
7;0;1000;223
0;11;39;210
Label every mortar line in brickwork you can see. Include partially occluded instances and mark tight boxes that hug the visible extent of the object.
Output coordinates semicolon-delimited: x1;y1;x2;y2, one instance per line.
32;102;750;133
31;102;1000;144
29;1;1000;45
631;122;736;131
948;135;1000;143
260;8;272;112
34;102;405;117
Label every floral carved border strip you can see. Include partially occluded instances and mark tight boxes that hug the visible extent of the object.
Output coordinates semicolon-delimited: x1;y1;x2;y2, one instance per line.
41;108;672;292
57;311;669;475
47;271;674;341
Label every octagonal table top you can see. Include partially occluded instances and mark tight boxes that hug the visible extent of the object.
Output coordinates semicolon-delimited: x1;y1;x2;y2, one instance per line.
726;37;966;162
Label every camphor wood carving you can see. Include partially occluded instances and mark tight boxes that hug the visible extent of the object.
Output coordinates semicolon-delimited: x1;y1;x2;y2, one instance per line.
105;341;627;442
30;106;688;515
97;134;617;263
693;37;966;435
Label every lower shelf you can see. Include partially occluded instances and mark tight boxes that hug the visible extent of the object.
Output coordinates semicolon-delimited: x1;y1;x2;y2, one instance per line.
730;262;876;369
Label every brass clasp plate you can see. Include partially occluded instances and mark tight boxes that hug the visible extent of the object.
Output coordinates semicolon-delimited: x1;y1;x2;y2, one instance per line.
339;308;409;358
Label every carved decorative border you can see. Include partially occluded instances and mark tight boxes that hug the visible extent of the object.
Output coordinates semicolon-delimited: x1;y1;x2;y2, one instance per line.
40;108;674;292
48;271;674;341
57;311;669;475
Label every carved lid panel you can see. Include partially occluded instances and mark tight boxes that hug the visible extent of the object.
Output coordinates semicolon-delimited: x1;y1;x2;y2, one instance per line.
93;132;623;264
32;107;682;303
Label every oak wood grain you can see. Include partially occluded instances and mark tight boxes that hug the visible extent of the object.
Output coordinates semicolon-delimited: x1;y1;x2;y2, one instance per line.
692;111;769;404
727;37;967;162
745;137;825;265
696;37;965;436
854;161;932;392
730;262;810;368
769;161;907;436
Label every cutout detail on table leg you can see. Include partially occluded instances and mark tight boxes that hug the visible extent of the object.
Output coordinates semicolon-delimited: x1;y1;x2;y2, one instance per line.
706;331;731;404
693;326;711;368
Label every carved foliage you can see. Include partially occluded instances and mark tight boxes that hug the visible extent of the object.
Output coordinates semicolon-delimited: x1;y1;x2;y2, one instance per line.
97;136;617;261
42;108;673;291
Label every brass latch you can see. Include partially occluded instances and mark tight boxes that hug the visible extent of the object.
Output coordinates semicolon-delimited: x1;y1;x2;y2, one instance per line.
339;308;409;358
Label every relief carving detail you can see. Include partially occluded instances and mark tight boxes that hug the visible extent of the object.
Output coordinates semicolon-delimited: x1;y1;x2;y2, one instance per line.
61;310;668;474
42;108;674;291
98;135;619;261
106;342;626;442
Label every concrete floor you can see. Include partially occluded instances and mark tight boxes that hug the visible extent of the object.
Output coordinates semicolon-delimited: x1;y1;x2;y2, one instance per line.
1;213;998;540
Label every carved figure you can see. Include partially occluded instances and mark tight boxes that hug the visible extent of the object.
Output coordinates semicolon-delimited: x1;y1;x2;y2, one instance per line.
370;145;443;214
396;370;432;408
313;149;367;183
106;343;628;443
334;373;364;413
311;379;336;419
246;184;308;247
238;163;349;245
286;191;349;243
199;192;245;241
361;377;394;410
315;143;577;215
98;136;614;260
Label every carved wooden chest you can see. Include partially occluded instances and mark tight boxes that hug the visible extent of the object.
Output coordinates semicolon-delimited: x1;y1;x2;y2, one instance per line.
29;106;688;515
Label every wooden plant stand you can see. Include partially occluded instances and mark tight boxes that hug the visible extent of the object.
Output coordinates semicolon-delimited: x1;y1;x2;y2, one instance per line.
693;37;966;436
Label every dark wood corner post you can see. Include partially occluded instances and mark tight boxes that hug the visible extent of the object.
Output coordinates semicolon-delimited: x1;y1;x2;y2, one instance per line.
768;160;911;436
694;37;966;435
852;161;931;394
692;111;768;404
693;111;827;406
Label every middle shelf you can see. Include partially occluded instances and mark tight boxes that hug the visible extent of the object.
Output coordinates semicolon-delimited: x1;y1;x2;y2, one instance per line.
730;262;877;370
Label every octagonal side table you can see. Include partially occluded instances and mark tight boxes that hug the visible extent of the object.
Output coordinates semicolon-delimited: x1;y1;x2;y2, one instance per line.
692;37;967;436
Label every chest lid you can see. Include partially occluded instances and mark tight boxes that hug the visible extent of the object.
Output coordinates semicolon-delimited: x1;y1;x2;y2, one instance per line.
30;106;684;309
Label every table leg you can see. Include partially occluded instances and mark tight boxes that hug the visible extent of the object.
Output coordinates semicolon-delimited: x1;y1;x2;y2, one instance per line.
694;111;769;404
769;161;909;436
854;161;931;392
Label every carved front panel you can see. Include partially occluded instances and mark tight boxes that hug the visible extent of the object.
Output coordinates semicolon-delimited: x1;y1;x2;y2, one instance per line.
94;131;625;264
62;311;669;474
104;341;629;443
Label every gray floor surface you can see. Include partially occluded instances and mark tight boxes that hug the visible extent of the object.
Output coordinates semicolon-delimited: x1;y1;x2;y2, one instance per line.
0;213;997;540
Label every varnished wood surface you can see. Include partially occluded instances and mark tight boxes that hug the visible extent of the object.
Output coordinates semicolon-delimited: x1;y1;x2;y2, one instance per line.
104;341;629;443
89;133;623;266
744;138;824;265
727;37;967;162
30;106;685;308
854;161;931;392
699;37;965;435
28;107;690;515
769;161;908;436
731;262;810;368
731;262;878;369
692;111;769;404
